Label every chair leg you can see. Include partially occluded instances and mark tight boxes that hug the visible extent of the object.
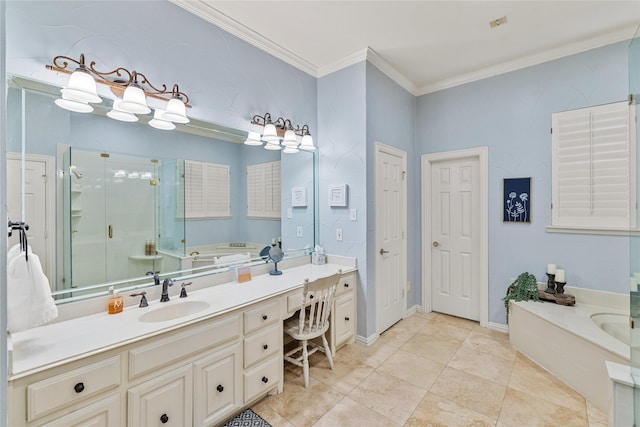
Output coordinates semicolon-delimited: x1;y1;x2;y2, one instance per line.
321;333;334;370
302;339;310;388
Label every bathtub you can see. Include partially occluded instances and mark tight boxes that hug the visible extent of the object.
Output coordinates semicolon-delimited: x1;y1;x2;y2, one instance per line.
509;286;629;412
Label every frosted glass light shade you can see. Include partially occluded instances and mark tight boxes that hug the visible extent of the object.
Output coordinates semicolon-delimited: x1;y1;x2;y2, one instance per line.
162;98;189;124
149;109;176;130
299;134;316;151
60;70;101;103
244;131;263;146
282;146;299;154
107;98;139;122
282;130;298;147
55;95;94;113
118;85;151;114
264;141;282;151
262;123;279;142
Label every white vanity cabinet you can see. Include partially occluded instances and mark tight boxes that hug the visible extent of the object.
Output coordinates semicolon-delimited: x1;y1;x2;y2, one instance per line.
330;272;357;355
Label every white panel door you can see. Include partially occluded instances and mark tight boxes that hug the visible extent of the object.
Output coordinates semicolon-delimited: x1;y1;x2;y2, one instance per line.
376;144;407;333
431;158;480;321
7;155;52;284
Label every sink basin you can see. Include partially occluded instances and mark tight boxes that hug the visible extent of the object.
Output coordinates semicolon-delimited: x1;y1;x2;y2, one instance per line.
138;300;210;323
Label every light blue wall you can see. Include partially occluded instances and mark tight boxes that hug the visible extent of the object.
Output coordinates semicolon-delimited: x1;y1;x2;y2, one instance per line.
417;41;631;324
365;63;419;322
317;63;368;336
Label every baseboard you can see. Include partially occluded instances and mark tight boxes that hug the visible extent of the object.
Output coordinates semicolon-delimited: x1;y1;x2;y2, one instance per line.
404;304;423;317
487;321;508;334
356;333;379;346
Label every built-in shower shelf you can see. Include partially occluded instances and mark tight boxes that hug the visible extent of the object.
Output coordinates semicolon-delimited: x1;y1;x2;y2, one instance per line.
129;255;163;261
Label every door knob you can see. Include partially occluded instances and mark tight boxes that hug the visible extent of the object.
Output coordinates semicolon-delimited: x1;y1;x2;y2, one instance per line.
432;241;439;247
379;248;389;255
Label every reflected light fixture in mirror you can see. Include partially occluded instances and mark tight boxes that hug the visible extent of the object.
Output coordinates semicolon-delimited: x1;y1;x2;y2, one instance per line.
47;53;191;130
149;109;176;130
249;112;316;153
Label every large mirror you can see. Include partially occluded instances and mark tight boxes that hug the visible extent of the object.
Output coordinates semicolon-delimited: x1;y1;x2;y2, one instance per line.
6;76;317;302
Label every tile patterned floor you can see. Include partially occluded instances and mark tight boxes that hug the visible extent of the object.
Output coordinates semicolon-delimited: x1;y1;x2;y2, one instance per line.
252;312;609;426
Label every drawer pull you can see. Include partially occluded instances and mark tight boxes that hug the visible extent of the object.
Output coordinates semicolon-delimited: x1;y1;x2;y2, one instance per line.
263;344;269;350
344;283;350;288
217;384;224;392
345;316;350;321
160;413;169;424
74;382;85;393
262;314;268;320
261;376;269;383
309;294;314;299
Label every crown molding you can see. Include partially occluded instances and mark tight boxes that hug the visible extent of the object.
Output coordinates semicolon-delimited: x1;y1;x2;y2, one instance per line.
415;23;638;96
169;0;317;77
317;48;368;78
365;47;419;95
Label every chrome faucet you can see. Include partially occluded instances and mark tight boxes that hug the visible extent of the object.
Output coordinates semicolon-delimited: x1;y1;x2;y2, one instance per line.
146;271;160;287
160;278;174;302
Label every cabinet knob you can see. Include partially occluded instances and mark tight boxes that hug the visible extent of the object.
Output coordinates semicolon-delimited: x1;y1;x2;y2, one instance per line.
345;316;350;321
74;382;85;393
160;413;169;424
309;294;314;299
262;314;268;320
344;283;350;288
217;384;224;392
261;376;269;383
263;344;268;350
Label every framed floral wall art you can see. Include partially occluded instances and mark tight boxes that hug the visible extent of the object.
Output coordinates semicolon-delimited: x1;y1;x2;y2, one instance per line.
503;178;531;223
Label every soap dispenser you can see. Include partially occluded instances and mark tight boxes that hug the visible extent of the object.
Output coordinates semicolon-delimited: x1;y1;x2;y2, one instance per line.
108;286;124;314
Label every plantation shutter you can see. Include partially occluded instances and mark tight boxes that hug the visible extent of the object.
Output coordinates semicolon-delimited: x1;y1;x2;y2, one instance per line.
552;101;636;228
184;160;230;219
247;160;281;219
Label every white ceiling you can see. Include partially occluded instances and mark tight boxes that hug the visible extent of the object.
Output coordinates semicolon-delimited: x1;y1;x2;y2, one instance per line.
173;1;640;95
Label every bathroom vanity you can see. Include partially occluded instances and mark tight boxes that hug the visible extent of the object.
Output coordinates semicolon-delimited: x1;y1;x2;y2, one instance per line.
7;261;357;426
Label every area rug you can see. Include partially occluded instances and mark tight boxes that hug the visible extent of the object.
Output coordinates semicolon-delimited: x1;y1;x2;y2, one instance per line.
223;408;272;427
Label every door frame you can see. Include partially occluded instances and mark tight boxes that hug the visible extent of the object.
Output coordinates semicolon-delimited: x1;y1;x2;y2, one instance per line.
7;152;56;286
375;141;408;334
421;147;488;328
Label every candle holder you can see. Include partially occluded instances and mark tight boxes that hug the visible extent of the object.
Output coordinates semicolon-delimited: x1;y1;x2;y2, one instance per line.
544;273;556;294
554;281;566;297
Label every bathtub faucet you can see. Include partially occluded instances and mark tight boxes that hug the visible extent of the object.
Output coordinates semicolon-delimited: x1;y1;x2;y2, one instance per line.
146;271;160;287
160;278;174;302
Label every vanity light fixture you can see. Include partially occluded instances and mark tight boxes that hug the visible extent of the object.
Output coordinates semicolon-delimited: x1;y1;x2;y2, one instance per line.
47;53;191;130
247;113;316;153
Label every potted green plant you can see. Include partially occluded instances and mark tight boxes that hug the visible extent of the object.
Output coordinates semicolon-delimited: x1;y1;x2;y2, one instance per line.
503;272;540;322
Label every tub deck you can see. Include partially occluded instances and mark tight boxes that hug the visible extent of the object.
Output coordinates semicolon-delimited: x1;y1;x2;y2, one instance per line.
509;286;629;412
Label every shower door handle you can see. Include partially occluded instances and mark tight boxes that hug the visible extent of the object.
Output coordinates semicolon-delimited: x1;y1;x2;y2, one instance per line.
108;225;113;239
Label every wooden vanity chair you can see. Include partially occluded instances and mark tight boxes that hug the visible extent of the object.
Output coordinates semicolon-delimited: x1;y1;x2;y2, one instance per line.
283;271;342;388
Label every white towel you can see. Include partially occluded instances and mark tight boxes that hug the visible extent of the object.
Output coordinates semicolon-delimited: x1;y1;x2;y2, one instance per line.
7;244;58;333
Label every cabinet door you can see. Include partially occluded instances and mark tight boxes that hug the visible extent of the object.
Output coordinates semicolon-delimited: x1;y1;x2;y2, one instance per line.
193;343;242;426
333;292;355;351
42;394;121;427
128;365;192;427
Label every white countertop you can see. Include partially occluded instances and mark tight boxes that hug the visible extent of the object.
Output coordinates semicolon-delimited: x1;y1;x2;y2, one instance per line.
9;262;354;379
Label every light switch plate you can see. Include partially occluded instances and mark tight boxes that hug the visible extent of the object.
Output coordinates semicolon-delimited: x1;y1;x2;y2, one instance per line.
287;208;293;219
350;208;357;221
336;228;343;241
297;226;303;237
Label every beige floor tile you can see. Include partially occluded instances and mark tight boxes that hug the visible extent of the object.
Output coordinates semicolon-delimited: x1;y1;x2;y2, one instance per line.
308;350;375;394
461;329;517;362
508;352;586;413
415;320;473;342
377;323;417;348
430;313;477;330
405;392;496;427
448;345;514;385
401;332;462;365
586;399;609;427
337;341;397;368
313;396;401;427
471;324;510;343
430;367;508;419
348;370;427;425
260;375;344;426
377;349;446;390
499;387;589;427
394;313;435;332
251;399;296;427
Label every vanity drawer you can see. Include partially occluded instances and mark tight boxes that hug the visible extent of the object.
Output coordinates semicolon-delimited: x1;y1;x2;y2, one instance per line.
243;324;280;368
243;355;280;403
286;291;317;313
27;355;121;422
244;300;279;334
129;314;240;379
336;272;356;296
